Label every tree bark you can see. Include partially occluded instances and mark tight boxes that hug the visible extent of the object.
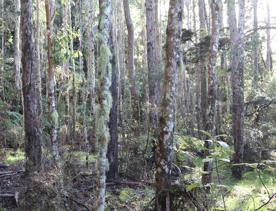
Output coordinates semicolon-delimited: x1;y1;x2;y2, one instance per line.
198;0;208;134
14;0;21;92
45;0;60;164
206;0;222;135
0;0;4;95
123;0;138;121
97;0;113;210
155;0;183;210
84;0;97;152
203;0;222;186
227;0;245;180
266;0;272;71
146;0;161;139
252;0;259;89
21;0;42;174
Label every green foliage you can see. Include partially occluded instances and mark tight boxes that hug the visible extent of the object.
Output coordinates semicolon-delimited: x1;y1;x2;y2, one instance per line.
1;149;25;165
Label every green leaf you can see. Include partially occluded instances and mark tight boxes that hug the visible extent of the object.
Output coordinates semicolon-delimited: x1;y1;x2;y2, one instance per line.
186;183;201;192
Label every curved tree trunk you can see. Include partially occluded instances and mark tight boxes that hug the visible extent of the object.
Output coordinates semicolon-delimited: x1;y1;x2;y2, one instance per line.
155;0;183;209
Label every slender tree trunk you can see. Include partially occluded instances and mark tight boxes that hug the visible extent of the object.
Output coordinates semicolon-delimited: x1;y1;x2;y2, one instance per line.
206;0;222;135
0;0;4;95
155;0;183;210
228;0;245;180
107;0;119;180
123;0;138;122
146;0;161;146
35;0;42;115
62;0;70;144
107;33;119;180
202;0;222;186
97;0;113;210
266;0;272;71
199;0;208;134
68;2;77;143
21;0;42;174
45;0;60;164
84;0;96;152
252;0;259;89
14;0;21;92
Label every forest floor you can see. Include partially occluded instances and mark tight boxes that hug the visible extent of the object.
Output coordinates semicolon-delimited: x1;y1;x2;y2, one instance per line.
0;149;275;211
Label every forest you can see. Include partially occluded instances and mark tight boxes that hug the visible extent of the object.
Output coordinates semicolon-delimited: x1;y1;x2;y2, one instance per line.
0;0;275;210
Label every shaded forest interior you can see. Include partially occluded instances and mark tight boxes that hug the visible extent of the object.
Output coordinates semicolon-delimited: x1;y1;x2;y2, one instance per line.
0;0;276;210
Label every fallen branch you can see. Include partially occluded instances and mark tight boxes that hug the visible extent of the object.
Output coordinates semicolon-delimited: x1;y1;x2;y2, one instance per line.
0;170;23;178
106;180;153;187
255;192;276;211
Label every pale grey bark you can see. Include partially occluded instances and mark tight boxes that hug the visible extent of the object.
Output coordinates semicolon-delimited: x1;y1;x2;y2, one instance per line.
199;0;208;134
97;0;113;210
266;0;272;71
14;0;21;91
252;0;259;89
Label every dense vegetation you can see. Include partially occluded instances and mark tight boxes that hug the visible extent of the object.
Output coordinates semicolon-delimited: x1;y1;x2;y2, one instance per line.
0;0;275;210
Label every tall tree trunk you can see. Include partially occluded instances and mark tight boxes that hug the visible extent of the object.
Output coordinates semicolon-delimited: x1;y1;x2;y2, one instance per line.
228;0;245;180
21;0;42;174
14;0;21;92
68;2;77;143
0;0;4;95
199;0;208;134
252;0;259;89
84;0;96;152
155;0;183;210
45;0;60;164
107;0;119;180
146;0;161;140
202;0;222;186
36;0;42;115
123;0;138;122
107;35;119;180
62;0;70;144
97;0;113;210
266;0;272;71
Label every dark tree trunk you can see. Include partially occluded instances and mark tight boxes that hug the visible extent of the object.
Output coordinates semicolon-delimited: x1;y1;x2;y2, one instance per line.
107;25;119;180
228;0;245;180
21;0;42;174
